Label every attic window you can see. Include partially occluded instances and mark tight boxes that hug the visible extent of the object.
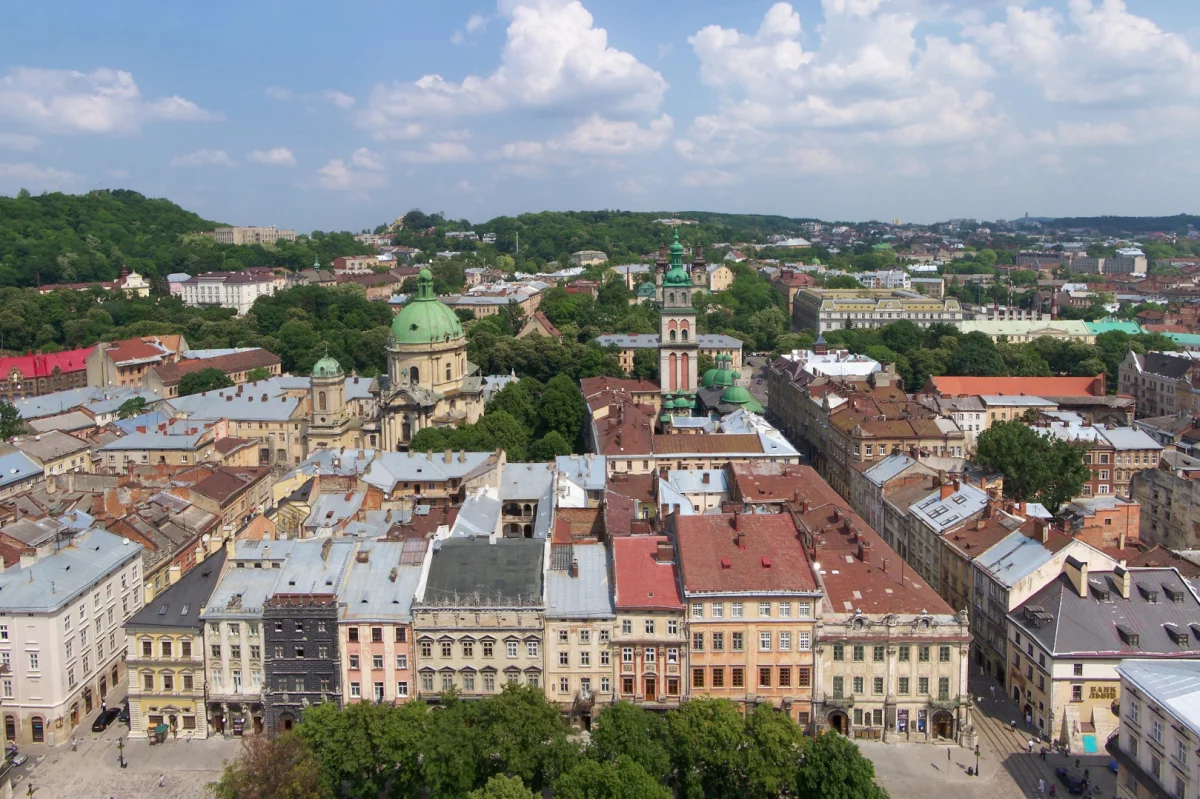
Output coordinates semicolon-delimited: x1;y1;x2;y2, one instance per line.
720;557;732;569
1116;624;1140;647
1164;584;1185;603
1089;579;1111;602
1165;624;1190;647
761;557;772;569
179;604;190;615
1138;584;1160;604
157;604;168;615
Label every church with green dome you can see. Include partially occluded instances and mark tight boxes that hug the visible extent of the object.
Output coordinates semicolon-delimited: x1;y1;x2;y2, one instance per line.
374;268;485;449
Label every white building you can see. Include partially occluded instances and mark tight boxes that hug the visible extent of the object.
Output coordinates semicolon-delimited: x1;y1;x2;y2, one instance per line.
1115;659;1200;799
857;270;911;290
206;227;296;246
0;529;144;745
179;269;282;316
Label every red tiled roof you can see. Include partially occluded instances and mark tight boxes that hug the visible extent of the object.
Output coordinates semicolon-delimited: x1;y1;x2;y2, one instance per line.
674;514;817;594
612;536;683;610
580;376;661;399
0;347;93;379
529;311;561;338
104;337;170;365
150;349;280;386
729;462;807;502
652;434;764;455
924;375;1104;398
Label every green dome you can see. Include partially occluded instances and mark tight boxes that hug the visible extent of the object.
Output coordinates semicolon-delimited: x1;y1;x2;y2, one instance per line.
311;353;343;379
720;384;753;405
668;229;685;258
391;268;465;345
700;368;719;388
663;229;690;288
712;368;735;388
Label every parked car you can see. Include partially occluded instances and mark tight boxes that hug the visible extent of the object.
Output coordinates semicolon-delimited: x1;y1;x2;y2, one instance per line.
91;708;120;732
118;703;130;725
9;753;27;768
1054;767;1087;795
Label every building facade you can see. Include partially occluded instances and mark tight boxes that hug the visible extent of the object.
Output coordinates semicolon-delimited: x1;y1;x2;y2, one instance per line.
1112;660;1200;799
792;289;963;334
544;542;615;728
205;226;297;246
263;594;342;734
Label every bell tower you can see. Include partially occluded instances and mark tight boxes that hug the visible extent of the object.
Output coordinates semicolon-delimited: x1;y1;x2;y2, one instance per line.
658;230;699;396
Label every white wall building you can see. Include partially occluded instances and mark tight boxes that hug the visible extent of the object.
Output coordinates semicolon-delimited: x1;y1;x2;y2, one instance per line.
179;270;281;316
1115;659;1200;799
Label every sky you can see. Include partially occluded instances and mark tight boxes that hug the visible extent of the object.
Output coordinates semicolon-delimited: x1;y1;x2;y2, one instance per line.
2;0;1199;231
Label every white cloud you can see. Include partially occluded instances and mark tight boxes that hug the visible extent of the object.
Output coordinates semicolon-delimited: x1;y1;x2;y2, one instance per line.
317;157;388;192
350;147;385;170
170;149;236;167
364;0;667;137
266;87;355;109
0;68;220;134
397;141;473;163
497;114;671;162
680;169;737;188
0;161;81;190
246;147;297;166
964;0;1200;105
453;12;491;43
0;133;38;151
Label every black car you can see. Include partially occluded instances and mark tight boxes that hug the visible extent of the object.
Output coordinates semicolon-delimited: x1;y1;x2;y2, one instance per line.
118;703;130;725
1054;767;1087;795
91;708;120;732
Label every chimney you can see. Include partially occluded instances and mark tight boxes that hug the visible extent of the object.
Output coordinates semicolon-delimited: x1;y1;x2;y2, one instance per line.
858;541;871;563
444;448;452;464
800;500;810;514
1033;517;1051;544
458;450;465;463
1114;564;1131;599
656;540;674;564
1064;555;1088;598
569;559;579;578
702;472;710;484
940;481;955;500
168;564;182;585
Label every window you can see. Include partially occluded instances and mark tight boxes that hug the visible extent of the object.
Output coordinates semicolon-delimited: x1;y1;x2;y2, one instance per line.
918;646;930;662
442;674;454;692
759;632;772;651
873;645;885;662
711;632;724;651
898;677;910;695
0;625;7;641
163;672;174;691
731;602;743;618
691;603;703;618
798;632;811;651
667;620;678;636
348;628;359;643
622;677;634;695
938;677;950;700
692;668;705;688
778;602;791;618
938;646;951;663
644;619;656;635
873;677;884;695
1072;685;1083;702
349;654;360;670
731;668;744;688
506;641;519;658
1151;719;1163;744
1073;663;1083;676
798;667;810;688
918;677;929;695
580;651;591;666
294;646;304;659
142;672;154;691
350;682;361;698
395;628;407;643
759;668;772;688
1176;737;1188;767
526;641;539;658
421;674;434;692
622;647;634;664
779;632;791;651
559;652;570;667
666;648;678;664
832;644;844;662
798;601;811;618
372;655;383;670
210;644;221;659
420;641;432;658
559;677;570;694
759;602;771;617
731;632;744;652
183;674;194;691
579;630;590;644
484;673;496;692
852;645;865;662
142;639;153;657
644;647;656;664
397;681;409;697
599;630;610;644
1151;755;1161;781
833;677;845;698
711;603;724;619
622;620;632;635
28;653;38;671
462;641;473;658
853;677;864;695
600;650;610;666
397;654;408;670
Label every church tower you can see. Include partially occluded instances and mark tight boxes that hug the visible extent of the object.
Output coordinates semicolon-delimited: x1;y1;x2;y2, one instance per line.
307;350;352;452
659;230;699;396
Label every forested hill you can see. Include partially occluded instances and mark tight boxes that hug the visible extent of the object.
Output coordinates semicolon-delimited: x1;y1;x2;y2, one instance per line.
1044;213;1200;235
0;189;370;288
395;210;818;264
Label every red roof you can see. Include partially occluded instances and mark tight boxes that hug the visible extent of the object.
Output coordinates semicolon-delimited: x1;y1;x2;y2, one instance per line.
0;347;93;379
529;311;561;338
612;536;683;610
674;514;817;595
103;337;171;365
923;375;1104;398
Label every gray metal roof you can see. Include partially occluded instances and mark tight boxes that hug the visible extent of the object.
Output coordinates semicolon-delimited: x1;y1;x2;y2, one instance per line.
9;431;90;462
0;451;41;488
420;538;544;607
1100;426;1162;451
203;561;283;621
340;540;425;622
100;430;207;451
1117;660;1200;732
556;455;606;491
861;454;921;487
499;462;554;500
169;378;303;422
12;386;152;420
664;469;729;494
303;491;366;531
362;451;497;491
594;333;744;350
1012;567;1200;657
449;489;501;538
273;538;357;595
546;543;614;619
127;549;227;631
976;530;1056;589
910;482;989;533
0;529;143;612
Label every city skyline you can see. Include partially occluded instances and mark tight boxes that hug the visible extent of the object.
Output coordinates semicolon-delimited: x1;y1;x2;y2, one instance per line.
2;0;1199;230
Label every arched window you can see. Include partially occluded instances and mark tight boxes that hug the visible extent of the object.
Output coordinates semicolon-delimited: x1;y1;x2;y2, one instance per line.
669;330;677;342
681;353;690;390
410;366;420;384
681;328;689;341
669;354;678;391
669;292;675;304
318;391;327;411
446;363;452;381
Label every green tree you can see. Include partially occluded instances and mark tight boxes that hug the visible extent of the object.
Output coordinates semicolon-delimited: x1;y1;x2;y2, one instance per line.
744;705;807;799
178;367;234;396
0;400;24;439
975;420;1090;512
666;698;751;799
116;397;148;419
487;380;539;429
246;366;272;382
296;701;426;799
588;702;672;783
631;348;659;380
540;374;586;441
822;275;861;289
554;757;671;799
947;331;1006;376
477;410;530;460
529;431;573;460
466;775;538;799
795;732;888;799
879;320;922;354
209;732;328;799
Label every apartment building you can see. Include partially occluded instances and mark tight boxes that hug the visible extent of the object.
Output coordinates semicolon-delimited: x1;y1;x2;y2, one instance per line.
86;335;186;389
544;542;615;727
593;333;744;375
674;513;822;724
1036;414;1161;499
0;348;92;403
1009;560;1200;750
98;428;219;472
5;431;93;477
205;226;296;246
339;539;425;706
412;538;546;698
169;378;312;467
145;349;282;399
0;529;143;745
791;289;962;334
125;549;225;739
179;269;282;316
1120;351;1200;418
1067;248;1148;276
1112;660;1200;799
610;536;687;708
1132;451;1200;550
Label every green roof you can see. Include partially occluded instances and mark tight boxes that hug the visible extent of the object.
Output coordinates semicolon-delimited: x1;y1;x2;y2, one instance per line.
390;268;465;345
1163;332;1200;348
663;229;690;287
637;282;657;297
700;368;719;388
311;353;343;379
1084;319;1146;336
720;384;763;412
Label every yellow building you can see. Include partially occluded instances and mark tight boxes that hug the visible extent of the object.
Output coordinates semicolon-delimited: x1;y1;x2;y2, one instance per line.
124;550;226;739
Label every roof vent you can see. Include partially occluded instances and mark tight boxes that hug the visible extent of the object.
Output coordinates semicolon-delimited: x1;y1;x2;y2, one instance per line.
761;557;772;569
720;556;732;569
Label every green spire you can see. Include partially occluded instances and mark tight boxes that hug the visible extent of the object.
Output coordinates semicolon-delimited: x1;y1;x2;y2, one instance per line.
668;228;684;269
313;256;320;271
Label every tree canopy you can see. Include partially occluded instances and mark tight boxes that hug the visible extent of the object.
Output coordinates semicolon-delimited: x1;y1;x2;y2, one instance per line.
974;420;1092;512
178;367;234;396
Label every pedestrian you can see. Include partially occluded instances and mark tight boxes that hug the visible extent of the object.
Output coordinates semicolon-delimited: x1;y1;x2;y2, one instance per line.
1040;746;1047;761
101;699;106;712
1038;777;1045;794
1026;712;1033;728
1049;784;1056;797
947;748;951;765
159;775;165;788
1011;719;1018;731
1028;739;1035;755
990;684;996;699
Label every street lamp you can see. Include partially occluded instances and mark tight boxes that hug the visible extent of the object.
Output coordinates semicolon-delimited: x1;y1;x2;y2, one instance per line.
117;736;126;769
974;744;981;777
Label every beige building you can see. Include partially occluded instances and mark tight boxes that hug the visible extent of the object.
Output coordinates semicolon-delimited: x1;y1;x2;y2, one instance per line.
544;542;615;727
1119;350;1200;418
1132;452;1200;550
1112;660;1200;799
570;250;608;266
98;427;219;472
413;538;545;698
957;319;1096;344
610;536;687;708
205;226;296;246
6;431;92;477
792;289;963;334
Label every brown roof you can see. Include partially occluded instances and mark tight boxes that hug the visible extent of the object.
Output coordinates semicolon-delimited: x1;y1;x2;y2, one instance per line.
1125;544;1200;578
529;311;561;338
188;466;270;505
652;434;763;455
213;437;256;455
923;375;1105;398
151;349;280;386
580;376;660;399
729;462;807;502
675;513;818;595
553;508;603;542
103;337;171;365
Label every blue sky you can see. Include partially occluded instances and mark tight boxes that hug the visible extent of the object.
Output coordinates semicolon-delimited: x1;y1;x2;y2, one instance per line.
2;0;1199;231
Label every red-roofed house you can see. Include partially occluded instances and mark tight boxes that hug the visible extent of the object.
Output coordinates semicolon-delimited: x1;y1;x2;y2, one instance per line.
918;375;1106;398
611;536;686;707
86;335;188;389
516;311;563;341
672;512;821;724
0;347;94;401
